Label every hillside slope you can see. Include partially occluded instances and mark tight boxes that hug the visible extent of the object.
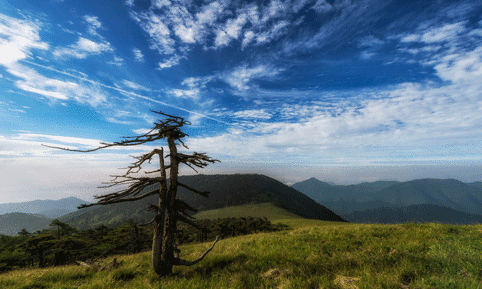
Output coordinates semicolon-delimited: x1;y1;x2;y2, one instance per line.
59;174;347;229
193;202;302;220
0;213;52;236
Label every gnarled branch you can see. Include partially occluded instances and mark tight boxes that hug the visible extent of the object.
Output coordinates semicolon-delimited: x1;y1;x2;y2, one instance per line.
177;182;210;197
173;236;220;266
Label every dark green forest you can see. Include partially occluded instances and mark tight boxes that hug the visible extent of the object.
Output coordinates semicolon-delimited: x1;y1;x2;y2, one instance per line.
0;217;288;273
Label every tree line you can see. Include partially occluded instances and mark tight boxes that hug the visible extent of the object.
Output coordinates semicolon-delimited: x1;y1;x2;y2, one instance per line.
0;216;288;272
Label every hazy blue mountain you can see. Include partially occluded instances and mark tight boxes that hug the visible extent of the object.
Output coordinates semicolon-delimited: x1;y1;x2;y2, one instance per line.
0;197;89;218
292;178;482;224
369;179;482;215
59;174;347;230
340;204;482;225
290;178;347;200
0;213;52;236
291;178;399;202
344;181;400;195
469;182;482;190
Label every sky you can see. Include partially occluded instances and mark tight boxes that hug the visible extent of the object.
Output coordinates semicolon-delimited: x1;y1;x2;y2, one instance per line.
1;0;482;203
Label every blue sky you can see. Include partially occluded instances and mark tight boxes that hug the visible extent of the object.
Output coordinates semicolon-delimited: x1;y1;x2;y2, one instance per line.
1;0;482;203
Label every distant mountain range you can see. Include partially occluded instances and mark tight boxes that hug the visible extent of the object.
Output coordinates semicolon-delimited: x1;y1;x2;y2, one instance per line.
58;174;347;230
5;175;479;236
292;178;482;224
0;197;89;218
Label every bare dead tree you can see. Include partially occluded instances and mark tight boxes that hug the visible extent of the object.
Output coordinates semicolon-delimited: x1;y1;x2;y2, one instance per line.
43;111;220;277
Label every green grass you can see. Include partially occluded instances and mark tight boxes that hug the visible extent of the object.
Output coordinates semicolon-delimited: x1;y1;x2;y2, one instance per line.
193;202;302;220
2;218;482;288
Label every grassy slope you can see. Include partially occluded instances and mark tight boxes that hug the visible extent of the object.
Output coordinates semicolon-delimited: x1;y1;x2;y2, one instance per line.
2;217;482;288
193;202;302;220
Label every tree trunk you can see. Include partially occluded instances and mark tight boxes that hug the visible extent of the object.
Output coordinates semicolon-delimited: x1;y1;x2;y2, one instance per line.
156;137;180;276
152;145;178;277
152;214;167;275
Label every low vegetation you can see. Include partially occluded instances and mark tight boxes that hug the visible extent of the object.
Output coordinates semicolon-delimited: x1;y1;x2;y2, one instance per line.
2;216;482;288
0;215;285;273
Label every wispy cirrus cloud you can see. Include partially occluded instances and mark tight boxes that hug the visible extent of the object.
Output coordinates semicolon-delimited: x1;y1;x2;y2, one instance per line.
122;80;150;91
0;14;49;65
233;109;272;119
53;15;114;59
132;47;144;62
84;15;103;37
400;21;467;44
0;14;110;105
53;37;113;59
168;88;200;99
126;0;298;68
158;54;184;70
221;63;285;92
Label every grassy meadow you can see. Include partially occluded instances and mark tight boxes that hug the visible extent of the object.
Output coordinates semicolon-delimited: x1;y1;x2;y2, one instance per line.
1;204;482;288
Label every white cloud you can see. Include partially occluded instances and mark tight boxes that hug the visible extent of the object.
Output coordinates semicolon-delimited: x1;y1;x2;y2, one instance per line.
16;133;103;148
105;117;134;125
0;14;49;65
360;51;376;60
187;77;482;164
174;24;196;44
131;11;175;55
252;20;290;46
16;83;69;100
292;0;312;14
242;30;255;48
6;62;107;106
311;0;333;13
158;54;184;70
262;0;287;22
401;21;467;44
127;0;296;58
125;0;135;7
108;56;124;66
133;47;145;62
433;46;482;83
132;128;151;134
53;37;113;59
84;15;102;37
152;0;172;9
359;35;384;48
122;80;150;91
195;1;225;25
222;64;285;91
169;88;199;99
233;109;272;119
283;0;388;55
214;13;248;48
181;76;214;88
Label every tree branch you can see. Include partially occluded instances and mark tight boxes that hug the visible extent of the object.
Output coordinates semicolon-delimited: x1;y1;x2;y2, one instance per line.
173;236;220;266
78;188;159;209
177;182;210;197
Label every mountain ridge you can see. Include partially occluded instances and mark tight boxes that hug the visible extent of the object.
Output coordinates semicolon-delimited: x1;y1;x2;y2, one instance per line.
0;196;90;218
57;174;347;230
292;177;482;224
